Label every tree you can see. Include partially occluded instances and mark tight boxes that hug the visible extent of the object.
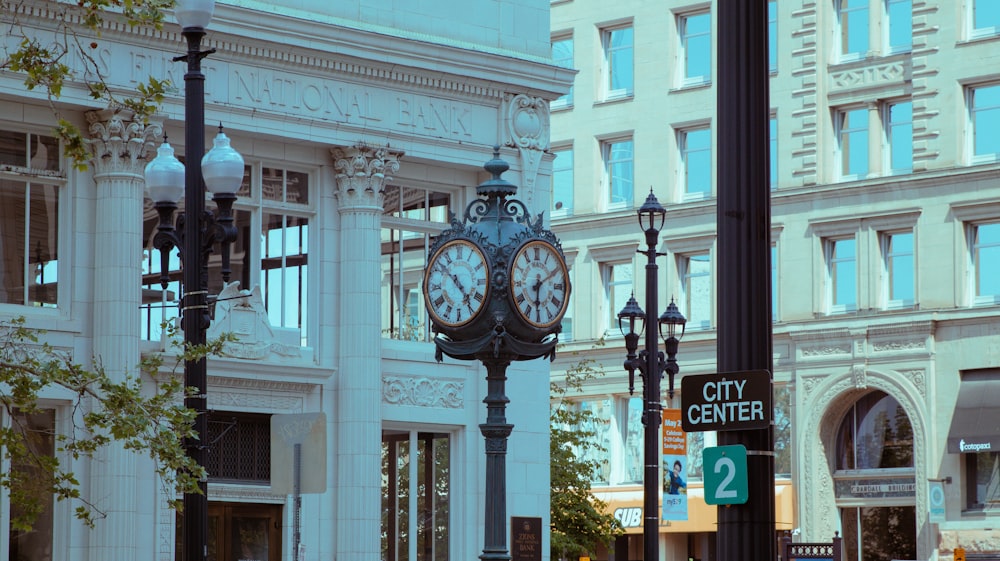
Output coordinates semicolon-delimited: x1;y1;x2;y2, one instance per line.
1;0;172;167
0;317;210;531
550;345;623;560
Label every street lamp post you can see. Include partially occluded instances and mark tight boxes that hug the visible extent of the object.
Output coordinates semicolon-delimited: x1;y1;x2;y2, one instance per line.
619;191;686;561
143;1;244;559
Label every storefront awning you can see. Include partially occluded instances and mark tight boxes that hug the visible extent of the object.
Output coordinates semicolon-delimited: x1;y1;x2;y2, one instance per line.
946;372;1000;453
597;480;795;534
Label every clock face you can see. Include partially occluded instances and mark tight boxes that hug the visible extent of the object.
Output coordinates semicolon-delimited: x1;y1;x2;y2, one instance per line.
509;240;570;328
424;239;490;328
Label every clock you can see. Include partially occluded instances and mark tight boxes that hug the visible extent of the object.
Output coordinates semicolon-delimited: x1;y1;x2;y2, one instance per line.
509;240;570;328
424;239;491;328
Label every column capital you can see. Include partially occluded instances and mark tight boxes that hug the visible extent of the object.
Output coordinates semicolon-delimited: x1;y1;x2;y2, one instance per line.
331;143;403;211
86;108;162;177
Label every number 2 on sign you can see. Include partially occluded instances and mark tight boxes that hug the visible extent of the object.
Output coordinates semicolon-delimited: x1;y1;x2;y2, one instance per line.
713;456;738;500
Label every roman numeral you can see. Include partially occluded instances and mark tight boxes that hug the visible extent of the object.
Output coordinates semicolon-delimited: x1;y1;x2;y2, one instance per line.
516;294;525;304
554;282;564;291
434;296;445;307
550;295;562;308
474;292;485;302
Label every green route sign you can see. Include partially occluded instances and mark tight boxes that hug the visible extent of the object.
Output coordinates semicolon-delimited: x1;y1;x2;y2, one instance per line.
703;445;749;505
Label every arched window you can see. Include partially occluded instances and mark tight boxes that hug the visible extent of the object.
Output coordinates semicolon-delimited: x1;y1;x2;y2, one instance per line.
834;391;917;561
835;390;914;471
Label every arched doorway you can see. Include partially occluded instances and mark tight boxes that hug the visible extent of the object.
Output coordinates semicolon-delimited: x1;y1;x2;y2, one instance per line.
834;390;917;561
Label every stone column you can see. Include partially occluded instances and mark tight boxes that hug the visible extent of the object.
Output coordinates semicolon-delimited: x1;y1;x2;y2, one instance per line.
85;108;161;561
867;101;882;178
330;144;401;561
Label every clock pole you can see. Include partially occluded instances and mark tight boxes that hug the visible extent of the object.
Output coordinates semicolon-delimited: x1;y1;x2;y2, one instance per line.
424;148;570;561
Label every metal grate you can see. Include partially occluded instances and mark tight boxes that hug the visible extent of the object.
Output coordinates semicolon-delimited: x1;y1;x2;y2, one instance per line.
206;412;271;484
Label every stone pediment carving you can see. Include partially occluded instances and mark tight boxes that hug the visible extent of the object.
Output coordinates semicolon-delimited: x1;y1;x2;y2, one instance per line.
208;282;300;360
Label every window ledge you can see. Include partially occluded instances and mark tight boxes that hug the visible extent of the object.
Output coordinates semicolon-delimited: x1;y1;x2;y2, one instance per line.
670;82;711;94
594;95;634;107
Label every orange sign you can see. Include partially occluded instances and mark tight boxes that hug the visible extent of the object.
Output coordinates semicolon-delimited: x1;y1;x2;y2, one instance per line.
662;408;686;455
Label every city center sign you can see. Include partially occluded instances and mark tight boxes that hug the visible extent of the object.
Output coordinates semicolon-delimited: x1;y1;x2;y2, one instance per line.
681;370;771;432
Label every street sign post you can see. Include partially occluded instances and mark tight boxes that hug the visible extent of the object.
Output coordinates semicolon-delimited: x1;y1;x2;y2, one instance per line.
704;445;749;505
681;370;771;432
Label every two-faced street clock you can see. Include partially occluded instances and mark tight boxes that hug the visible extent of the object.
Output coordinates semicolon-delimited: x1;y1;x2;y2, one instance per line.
422;147;569;561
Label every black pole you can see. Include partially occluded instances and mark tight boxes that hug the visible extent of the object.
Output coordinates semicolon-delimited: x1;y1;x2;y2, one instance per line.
181;26;210;561
479;354;514;561
641;222;662;561
716;1;775;561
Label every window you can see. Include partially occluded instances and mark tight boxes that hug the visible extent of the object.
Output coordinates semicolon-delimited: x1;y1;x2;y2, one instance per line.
836;108;869;179
0;130;61;308
969;84;1000;162
7;408;55;561
882;231;914;309
768;0;777;72
551;36;574;108
887;0;912;53
972;0;1000;38
207;412;271;484
769;116;778;188
679;12;711;86
603;262;633;335
382;430;450;561
966;451;1000;510
578;398;613;484
679;253;711;330
603;139;634;208
970;222;1000;305
622;396;643;483
602;26;634;99
837;0;869;60
679;127;711;199
552;148;574;216
381;185;451;341
827;237;857;313
143;164;314;345
887;101;912;174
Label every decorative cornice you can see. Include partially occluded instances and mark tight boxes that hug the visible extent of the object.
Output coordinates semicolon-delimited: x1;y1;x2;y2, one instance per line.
86;108;162;177
828;59;910;96
382;375;464;409
332;143;403;211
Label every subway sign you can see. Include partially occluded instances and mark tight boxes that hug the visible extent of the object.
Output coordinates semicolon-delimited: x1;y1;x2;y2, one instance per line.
681;370;772;432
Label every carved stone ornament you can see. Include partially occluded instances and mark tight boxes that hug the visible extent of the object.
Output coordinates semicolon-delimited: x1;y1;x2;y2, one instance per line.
504;93;550;204
207;282;301;360
331;143;403;209
830;61;907;92
86;108;162;176
851;364;868;389
382;375;464;408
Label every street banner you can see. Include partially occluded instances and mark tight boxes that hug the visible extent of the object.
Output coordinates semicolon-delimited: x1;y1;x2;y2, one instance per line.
662;408;688;521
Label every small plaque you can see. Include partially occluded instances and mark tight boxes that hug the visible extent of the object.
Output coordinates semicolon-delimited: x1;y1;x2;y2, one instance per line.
511;516;542;561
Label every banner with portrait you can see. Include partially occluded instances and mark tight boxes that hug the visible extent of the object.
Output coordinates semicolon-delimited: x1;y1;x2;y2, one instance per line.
662;408;688;521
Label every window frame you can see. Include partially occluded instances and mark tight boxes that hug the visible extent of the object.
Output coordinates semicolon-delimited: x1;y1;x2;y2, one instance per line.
677;251;712;331
826;236;858;314
769;114;778;189
601;24;634;100
678;125;712;201
0;127;66;314
968;83;1000;164
551;146;574;217
885;99;913;175
968;221;1000;306
551;35;575;109
836;0;870;62
602;260;635;337
880;229;915;310
970;0;1000;39
835;106;870;181
885;0;912;54
602;137;635;210
678;10;712;87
